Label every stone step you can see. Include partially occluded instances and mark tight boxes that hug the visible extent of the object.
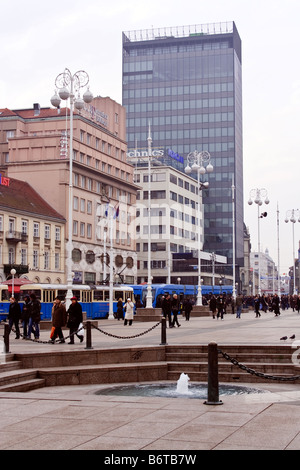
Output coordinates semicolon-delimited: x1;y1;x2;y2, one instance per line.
0;361;23;373
166;352;293;363
38;361;168;387
0;378;46;392
167;361;297;375
166;344;294;355
0;369;39;388
167;370;300;384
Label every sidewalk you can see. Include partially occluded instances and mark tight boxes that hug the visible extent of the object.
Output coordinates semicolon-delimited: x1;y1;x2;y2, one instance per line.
0;308;299;450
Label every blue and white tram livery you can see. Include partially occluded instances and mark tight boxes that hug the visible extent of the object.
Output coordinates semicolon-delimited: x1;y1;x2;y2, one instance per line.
0;284;134;321
129;283;233;308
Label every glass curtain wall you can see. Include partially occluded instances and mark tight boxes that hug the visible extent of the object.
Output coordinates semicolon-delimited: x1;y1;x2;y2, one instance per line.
122;22;244;274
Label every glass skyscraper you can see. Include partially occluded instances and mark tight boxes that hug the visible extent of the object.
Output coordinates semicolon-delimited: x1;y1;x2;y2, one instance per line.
122;22;244;278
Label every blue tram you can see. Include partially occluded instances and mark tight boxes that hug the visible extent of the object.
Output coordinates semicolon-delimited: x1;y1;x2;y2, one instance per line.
0;283;134;321
129;283;233;308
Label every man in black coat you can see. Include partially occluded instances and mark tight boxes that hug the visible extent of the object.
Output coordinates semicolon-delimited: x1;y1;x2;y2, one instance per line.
67;296;83;344
7;296;21;339
162;293;172;327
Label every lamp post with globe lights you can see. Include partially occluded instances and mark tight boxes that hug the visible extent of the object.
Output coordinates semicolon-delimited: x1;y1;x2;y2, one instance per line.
285;209;300;296
185;150;213;306
248;188;270;296
50;69;93;307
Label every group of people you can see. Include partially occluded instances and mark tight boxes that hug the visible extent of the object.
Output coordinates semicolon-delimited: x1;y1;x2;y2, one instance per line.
7;294;84;344
161;293;193;328
7;293;42;340
50;296;83;344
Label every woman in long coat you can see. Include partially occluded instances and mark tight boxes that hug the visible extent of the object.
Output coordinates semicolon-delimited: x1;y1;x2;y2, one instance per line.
124;298;134;325
50;297;67;343
116;298;124;321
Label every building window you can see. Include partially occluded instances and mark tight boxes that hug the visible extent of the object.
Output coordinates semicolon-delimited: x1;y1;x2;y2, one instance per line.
73;221;78;236
87;201;92;214
72;248;81;262
87;223;92;238
80;222;85;237
22;220;28;234
86;251;95;264
55;227;61;241
55;253;60;270
21;248;27;265
44;251;49;270
33;250;39;268
44;224;50;239
8;247;15;264
33;222;39;238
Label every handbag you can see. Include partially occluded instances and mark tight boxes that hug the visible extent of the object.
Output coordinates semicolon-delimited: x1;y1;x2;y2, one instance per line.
77;322;84;339
50;326;56;339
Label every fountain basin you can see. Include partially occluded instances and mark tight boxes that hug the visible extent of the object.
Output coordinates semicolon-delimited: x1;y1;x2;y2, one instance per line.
94;381;266;399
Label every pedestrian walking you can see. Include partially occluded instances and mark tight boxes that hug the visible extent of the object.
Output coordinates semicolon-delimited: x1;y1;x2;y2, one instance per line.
236;294;243;319
21;295;30;338
209;294;217;319
183;297;193;321
7;296;21;339
67;296;83;344
124;298;134;325
50;297;67;343
254;295;261;317
171;294;181;327
217;294;225;320
27;293;41;340
116;298;124;321
162;293;172;327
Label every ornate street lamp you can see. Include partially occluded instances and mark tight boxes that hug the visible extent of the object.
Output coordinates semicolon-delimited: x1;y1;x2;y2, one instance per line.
285;209;300;295
248;188;270;296
51;69;93;308
185;150;213;306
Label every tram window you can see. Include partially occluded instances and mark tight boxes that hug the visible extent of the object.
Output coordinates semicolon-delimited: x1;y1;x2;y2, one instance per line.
93;291;104;301
115;291;124;301
21;289;41;301
57;290;67;301
104;290;109;301
44;290;55;303
72;290;81;301
1;289;9;301
82;291;91;303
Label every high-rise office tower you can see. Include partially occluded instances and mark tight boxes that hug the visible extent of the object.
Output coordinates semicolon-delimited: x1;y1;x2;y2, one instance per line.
122;22;244;281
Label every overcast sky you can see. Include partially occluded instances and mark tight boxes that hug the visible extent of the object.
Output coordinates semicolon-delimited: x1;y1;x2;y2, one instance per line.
1;0;300;277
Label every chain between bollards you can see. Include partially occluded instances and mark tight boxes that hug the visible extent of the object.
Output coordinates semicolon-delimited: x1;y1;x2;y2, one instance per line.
204;341;223;405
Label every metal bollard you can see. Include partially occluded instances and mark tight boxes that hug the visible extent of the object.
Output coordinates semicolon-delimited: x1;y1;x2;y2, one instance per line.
84;321;93;350
204;341;223;405
160;316;167;345
3;322;10;354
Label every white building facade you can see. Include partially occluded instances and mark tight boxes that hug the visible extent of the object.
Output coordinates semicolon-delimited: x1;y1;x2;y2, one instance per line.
131;158;204;284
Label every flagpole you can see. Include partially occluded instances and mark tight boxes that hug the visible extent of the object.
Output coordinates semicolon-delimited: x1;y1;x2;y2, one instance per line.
145;123;153;309
109;206;114;319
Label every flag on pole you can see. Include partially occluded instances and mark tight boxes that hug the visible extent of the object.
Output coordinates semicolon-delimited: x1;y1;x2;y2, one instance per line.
113;204;119;219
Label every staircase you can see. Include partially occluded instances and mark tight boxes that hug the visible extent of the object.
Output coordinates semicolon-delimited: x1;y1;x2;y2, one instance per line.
166;344;300;383
0;344;299;392
0;354;46;392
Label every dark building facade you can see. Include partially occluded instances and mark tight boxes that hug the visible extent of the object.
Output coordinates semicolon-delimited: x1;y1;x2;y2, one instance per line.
122;22;244;278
